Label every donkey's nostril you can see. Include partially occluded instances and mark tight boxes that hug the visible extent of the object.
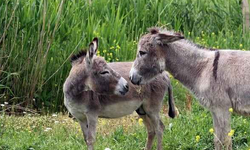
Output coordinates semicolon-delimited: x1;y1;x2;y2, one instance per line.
129;75;132;81
125;84;129;90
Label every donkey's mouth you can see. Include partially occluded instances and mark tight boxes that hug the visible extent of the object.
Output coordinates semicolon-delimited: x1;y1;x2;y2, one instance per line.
130;76;142;85
119;85;129;95
119;90;127;95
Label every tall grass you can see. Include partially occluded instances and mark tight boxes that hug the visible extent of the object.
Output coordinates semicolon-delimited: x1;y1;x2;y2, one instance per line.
0;0;249;112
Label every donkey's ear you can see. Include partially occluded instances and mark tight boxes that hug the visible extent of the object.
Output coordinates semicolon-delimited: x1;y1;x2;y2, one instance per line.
87;37;98;60
156;32;184;44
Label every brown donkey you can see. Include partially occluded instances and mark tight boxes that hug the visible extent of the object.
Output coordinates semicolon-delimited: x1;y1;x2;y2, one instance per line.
130;27;250;150
63;38;176;150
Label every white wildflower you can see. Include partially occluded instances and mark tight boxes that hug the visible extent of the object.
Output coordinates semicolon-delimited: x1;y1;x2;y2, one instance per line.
44;127;52;132
169;123;173;130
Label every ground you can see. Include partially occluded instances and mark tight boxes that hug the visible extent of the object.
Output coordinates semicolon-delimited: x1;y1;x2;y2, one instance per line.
1;102;250;150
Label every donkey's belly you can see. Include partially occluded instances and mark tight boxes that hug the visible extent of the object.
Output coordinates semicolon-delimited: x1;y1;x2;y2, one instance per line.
99;100;142;118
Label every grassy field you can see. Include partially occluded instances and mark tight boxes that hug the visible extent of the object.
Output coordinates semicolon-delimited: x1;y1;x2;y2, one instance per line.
1;0;250;149
1;102;250;150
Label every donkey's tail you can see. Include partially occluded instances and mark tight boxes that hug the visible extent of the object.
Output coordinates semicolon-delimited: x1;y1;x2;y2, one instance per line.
168;82;176;118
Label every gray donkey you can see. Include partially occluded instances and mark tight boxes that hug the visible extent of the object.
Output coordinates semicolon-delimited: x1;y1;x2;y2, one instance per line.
129;27;250;150
63;38;176;150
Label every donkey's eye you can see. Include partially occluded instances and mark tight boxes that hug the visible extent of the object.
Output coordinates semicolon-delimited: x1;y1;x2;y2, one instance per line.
139;51;147;56
100;71;109;75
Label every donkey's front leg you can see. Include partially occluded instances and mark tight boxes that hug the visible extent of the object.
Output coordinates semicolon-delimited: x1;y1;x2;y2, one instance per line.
86;113;98;150
211;108;232;150
79;118;88;143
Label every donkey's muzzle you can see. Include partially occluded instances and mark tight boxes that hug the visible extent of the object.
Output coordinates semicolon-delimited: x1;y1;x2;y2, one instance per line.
129;74;142;85
120;83;129;95
115;77;129;96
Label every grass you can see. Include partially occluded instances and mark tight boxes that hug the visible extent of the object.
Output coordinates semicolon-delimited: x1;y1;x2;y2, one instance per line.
0;0;250;112
1;101;250;150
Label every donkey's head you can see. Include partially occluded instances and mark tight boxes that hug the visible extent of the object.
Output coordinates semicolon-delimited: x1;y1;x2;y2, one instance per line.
71;38;129;95
129;27;184;85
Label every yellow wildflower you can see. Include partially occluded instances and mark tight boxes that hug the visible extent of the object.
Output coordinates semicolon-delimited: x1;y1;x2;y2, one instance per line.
138;118;143;126
101;120;106;126
209;128;214;134
228;129;235;137
212;32;215;36
116;45;121;50
243;119;247;124
196;135;200;142
240;44;243;48
188;32;191;35
229;108;233;113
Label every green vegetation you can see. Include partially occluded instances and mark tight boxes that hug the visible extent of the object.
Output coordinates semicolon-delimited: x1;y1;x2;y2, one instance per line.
1;0;250;149
0;0;249;112
1;102;250;150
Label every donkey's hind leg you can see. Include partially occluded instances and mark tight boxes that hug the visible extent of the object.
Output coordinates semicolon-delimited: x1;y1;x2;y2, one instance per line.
147;113;163;150
141;104;164;150
138;114;155;150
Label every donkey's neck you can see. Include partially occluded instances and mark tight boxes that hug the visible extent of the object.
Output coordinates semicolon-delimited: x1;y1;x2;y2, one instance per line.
63;63;88;98
164;40;213;90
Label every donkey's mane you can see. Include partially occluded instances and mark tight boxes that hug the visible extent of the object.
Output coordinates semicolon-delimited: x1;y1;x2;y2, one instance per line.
149;27;216;51
185;40;217;51
70;50;87;63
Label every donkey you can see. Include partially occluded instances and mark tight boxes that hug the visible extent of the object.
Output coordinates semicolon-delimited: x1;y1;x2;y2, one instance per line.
129;27;250;150
63;38;176;150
